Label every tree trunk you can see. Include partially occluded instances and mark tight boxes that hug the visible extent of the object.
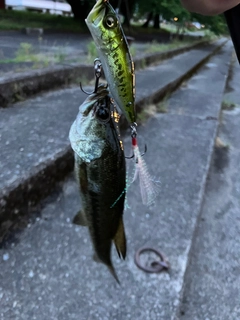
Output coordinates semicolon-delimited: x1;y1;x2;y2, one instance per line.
66;0;92;20
142;12;153;28
153;14;160;29
0;0;5;9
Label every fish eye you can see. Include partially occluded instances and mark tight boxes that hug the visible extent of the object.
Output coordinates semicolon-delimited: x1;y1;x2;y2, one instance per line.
96;106;110;122
104;14;117;29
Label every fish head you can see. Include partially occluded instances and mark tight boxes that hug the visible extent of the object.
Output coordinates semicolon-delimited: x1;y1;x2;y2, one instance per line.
86;0;122;51
69;85;114;162
77;85;110;124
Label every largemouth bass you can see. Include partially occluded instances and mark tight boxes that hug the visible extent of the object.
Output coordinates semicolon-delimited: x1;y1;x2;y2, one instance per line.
69;85;126;283
85;0;136;125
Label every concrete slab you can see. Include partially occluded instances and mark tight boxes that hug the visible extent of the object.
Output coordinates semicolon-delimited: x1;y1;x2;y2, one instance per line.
0;40;227;221
0;114;218;320
135;40;226;105
179;58;240;320
168;43;232;118
0;38;224;107
0;43;233;320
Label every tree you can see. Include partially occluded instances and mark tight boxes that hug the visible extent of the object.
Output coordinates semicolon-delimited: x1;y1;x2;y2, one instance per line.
153;14;160;29
66;0;95;20
111;0;137;27
0;0;5;9
136;0;227;34
137;0;190;29
66;0;137;26
190;13;227;35
142;12;153;28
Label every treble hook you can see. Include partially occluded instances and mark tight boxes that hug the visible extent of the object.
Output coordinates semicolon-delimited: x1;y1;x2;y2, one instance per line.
80;59;103;95
125;122;148;160
125;144;147;160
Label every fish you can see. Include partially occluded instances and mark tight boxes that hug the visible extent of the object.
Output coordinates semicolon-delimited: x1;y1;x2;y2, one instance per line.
85;0;136;125
69;84;127;283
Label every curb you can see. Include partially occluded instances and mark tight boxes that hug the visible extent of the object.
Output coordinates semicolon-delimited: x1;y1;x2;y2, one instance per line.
175;47;233;319
0;39;226;238
0;39;215;108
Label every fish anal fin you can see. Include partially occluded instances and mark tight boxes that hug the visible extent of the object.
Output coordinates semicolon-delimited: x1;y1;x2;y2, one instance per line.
113;216;127;260
72;210;88;226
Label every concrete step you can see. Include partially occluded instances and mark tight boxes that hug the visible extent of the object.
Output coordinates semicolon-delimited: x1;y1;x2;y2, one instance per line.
0;38;224;108
0;39;227;231
179;57;240;320
0;42;233;320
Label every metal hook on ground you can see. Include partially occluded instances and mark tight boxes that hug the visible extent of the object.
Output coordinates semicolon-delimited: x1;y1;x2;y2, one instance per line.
80;58;103;95
134;247;169;273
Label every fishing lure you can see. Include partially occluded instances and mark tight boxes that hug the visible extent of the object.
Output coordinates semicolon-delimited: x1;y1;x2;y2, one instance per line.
127;124;160;206
85;0;136;125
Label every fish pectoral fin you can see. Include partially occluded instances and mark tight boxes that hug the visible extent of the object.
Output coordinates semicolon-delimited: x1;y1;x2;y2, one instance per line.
113;216;127;260
72;210;88;226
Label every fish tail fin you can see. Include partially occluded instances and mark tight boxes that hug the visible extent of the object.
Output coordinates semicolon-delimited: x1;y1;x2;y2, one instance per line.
113;216;127;260
108;264;121;285
93;251;120;284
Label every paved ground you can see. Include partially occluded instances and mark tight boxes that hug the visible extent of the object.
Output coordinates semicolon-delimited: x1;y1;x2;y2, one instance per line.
180;57;240;320
0;31;155;75
0;43;235;320
0;41;224;192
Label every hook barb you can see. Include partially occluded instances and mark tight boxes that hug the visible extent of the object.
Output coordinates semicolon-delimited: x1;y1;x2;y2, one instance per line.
125;143;147;160
79;59;102;95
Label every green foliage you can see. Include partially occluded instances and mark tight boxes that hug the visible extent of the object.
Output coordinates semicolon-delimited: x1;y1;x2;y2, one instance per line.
15;43;36;62
157;100;168;113
0;9;86;32
135;0;227;34
190;13;227;35
0;42;70;70
136;0;190;21
222;99;239;110
0;0;227;36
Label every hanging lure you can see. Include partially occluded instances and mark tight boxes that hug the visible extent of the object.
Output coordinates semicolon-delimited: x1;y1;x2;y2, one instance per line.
127;123;160;206
85;0;136;125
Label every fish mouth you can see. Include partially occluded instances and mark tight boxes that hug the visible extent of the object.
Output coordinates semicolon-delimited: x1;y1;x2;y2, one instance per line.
86;0;107;26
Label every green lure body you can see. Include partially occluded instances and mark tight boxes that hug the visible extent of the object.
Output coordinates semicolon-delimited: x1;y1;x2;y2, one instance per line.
85;0;136;125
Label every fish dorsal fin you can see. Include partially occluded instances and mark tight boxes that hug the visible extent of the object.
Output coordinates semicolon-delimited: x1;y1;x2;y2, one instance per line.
113;216;127;260
72;210;88;226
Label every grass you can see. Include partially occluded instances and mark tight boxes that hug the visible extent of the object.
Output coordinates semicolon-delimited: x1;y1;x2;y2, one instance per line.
157;100;168;113
137;99;169;124
0;9;86;32
0;41;69;70
222;99;239;111
137;104;157;123
144;39;193;54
